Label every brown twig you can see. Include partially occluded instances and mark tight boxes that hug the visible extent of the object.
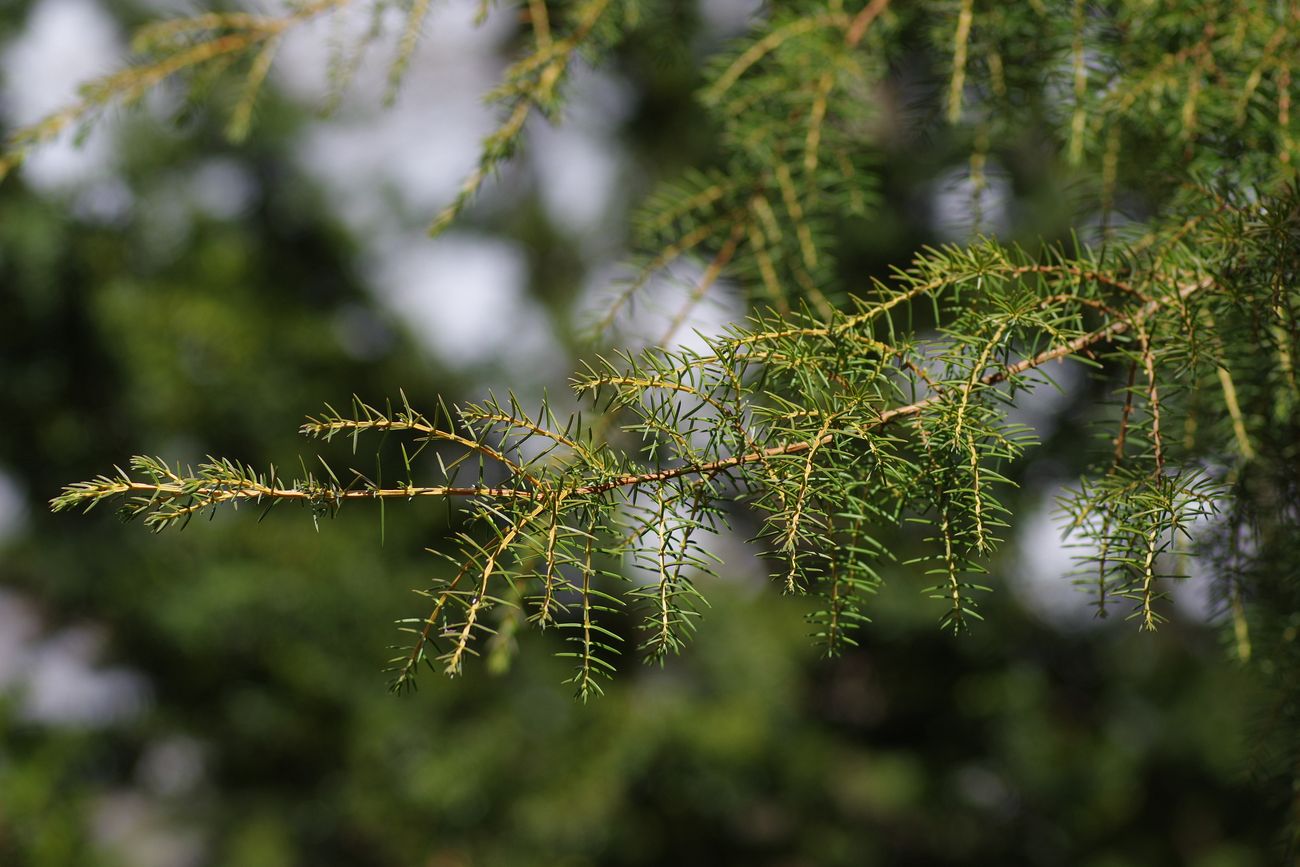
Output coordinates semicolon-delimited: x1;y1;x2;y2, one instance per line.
87;275;1212;512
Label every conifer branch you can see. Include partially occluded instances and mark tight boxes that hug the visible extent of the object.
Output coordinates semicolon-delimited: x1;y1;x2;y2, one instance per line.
54;267;1213;524
36;2;1300;756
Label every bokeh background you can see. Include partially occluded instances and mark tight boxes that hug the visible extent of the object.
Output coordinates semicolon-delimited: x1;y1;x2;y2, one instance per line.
0;0;1280;864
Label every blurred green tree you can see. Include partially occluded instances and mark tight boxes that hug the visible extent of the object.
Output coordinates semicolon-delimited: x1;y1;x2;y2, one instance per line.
3;0;1298;863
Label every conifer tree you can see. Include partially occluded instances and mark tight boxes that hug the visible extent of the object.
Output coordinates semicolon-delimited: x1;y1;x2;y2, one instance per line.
8;0;1300;845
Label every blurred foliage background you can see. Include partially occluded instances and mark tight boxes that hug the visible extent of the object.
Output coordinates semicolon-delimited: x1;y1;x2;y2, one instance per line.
0;0;1283;864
